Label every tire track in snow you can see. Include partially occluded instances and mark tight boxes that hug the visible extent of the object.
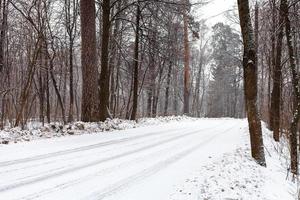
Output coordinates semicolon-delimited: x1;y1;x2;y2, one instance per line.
0;127;192;175
1;126;199;185
0;127;187;168
15;135;201;200
0;122;229;194
13;122;237;200
84;124;239;200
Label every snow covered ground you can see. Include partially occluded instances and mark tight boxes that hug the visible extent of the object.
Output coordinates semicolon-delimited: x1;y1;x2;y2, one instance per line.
0;118;296;200
0;116;197;144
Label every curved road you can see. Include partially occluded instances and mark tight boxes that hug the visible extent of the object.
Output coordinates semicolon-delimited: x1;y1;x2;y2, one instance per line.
0;119;247;200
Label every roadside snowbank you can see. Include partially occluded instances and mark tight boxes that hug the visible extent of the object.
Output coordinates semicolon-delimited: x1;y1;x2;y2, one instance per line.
0;116;197;144
170;123;296;200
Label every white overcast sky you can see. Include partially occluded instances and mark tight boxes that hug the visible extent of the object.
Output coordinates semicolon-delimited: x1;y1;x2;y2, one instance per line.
195;0;237;26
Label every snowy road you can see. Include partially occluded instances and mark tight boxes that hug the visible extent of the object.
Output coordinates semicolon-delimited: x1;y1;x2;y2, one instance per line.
0;119;247;200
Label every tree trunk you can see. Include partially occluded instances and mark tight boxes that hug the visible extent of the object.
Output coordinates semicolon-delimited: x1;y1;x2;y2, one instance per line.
0;0;7;72
130;1;140;121
164;61;172;116
68;39;74;122
237;0;266;166
45;59;50;123
270;0;284;142
173;63;178;115
283;0;298;175
183;0;190;115
80;0;99;122
37;64;45;125
99;0;111;121
109;4;121;117
194;48;203;117
269;0;276;131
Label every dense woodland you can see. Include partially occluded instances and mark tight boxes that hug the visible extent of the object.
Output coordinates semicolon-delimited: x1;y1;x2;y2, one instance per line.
0;0;300;174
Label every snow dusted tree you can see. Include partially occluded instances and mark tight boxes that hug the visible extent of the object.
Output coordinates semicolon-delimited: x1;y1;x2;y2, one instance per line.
237;0;266;166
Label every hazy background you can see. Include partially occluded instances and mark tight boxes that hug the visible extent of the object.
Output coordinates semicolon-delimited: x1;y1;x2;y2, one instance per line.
197;0;237;25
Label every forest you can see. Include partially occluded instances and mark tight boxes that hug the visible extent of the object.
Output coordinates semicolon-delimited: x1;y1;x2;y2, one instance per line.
0;0;300;198
0;0;248;125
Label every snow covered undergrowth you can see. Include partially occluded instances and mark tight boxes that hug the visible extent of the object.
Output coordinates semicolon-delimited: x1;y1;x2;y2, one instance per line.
170;123;296;200
0;116;197;144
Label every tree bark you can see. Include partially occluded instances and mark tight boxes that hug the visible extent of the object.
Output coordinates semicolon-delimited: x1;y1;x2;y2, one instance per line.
283;0;298;175
130;1;140;121
183;0;190;115
68;39;75;122
164;61;172;116
80;0;100;122
237;0;266;166
269;0;276;131
99;0;111;121
0;0;7;73
270;0;284;142
45;57;50;123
